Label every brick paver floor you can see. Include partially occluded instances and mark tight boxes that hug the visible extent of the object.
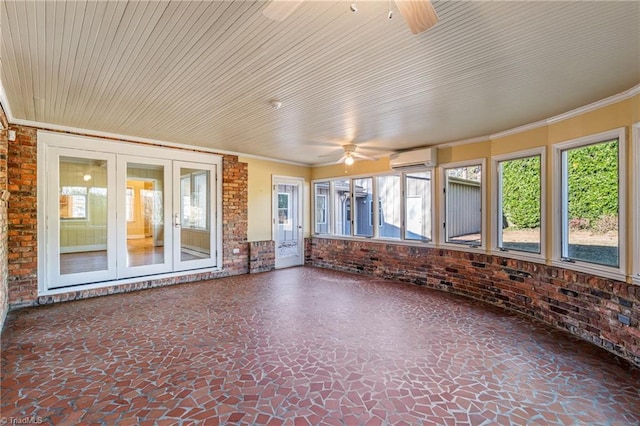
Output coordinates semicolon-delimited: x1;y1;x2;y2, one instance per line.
2;266;639;425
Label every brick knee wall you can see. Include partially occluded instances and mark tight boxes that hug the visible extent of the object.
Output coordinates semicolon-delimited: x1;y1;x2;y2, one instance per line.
249;240;275;273
6;128;249;308
306;237;640;367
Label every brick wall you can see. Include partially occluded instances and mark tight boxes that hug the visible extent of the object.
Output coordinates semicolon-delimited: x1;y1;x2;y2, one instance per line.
0;106;8;329
249;240;275;273
7;126;37;306
307;237;640;367
6;127;249;308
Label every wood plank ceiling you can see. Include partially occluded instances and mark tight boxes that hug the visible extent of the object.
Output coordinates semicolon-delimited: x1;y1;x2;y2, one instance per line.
1;1;639;165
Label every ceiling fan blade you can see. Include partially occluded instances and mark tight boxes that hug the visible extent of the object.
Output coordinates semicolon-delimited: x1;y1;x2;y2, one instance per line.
335;154;348;164
352;152;377;161
263;0;304;22
394;0;439;34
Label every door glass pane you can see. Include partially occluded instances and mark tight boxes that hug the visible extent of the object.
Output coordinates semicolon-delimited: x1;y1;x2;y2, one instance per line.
405;171;432;241
377;175;401;239
59;156;108;274
180;168;211;261
127;163;165;267
277;184;299;258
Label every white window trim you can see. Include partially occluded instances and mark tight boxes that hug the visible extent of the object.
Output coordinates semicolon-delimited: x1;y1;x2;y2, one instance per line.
310;168;436;245
551;127;626;282
439;158;487;252
491;147;546;262
632;122;640;285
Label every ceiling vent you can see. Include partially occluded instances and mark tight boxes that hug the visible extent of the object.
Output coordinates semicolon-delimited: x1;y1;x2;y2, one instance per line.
389;147;437;171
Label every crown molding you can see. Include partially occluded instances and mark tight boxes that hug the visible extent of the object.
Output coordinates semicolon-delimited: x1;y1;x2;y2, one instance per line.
490;119;548;140
546;83;640;124
436;135;490;149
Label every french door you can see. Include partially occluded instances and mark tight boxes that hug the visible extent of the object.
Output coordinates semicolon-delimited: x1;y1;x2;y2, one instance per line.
45;146;218;289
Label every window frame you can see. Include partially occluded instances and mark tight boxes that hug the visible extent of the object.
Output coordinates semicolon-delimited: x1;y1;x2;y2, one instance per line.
491;147;546;262
632;122;640;285
440;159;487;251
551;127;626;281
311;169;435;245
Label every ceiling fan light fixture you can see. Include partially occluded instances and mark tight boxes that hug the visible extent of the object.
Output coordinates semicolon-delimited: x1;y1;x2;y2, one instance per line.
344;154;355;166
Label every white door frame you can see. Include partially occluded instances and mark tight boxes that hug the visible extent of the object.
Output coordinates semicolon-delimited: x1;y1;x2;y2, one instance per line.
273;176;304;269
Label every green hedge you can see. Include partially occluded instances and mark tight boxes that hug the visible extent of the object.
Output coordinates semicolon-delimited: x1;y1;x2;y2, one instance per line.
502;156;541;229
501;139;618;230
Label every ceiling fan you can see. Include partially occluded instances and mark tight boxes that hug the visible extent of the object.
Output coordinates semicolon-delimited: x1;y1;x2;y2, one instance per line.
263;0;439;35
333;144;377;165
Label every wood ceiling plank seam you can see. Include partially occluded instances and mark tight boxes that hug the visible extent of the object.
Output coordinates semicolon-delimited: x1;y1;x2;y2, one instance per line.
66;0;114;122
35;1;48;122
57;0;90;121
101;1;240;128
115;2;268;129
119;4;273;127
142;2;380;125
0;1;28;118
83;2;172;126
16;0;37;119
91;1;171;126
96;0;174;126
65;0;105;124
194;11;400;123
47;1;67;122
72;1;134;123
52;0;79;121
94;3;207;126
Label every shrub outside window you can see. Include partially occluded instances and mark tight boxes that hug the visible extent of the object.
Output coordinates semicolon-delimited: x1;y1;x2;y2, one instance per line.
561;138;620;267
552;128;626;281
496;153;542;254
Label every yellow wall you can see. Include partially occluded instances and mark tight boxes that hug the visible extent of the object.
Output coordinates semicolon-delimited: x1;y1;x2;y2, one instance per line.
240;156;312;242
311;158;391;180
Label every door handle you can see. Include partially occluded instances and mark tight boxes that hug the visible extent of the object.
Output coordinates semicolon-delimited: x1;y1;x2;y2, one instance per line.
174;213;180;228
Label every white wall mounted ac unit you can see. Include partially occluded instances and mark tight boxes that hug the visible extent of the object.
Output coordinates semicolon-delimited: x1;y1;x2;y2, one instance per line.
389;147;437;171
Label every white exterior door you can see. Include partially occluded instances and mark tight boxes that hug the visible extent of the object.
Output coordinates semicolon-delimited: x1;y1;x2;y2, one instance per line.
273;176;304;269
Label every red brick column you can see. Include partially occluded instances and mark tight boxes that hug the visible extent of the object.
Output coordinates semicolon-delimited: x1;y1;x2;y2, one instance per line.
7;126;38;306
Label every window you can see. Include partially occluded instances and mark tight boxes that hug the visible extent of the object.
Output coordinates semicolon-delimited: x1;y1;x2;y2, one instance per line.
354;178;373;237
313;170;434;242
443;162;484;247
377;175;401;239
495;151;543;255
314;182;330;234
59;187;88;219
278;192;290;225
334;179;351;236
554;129;625;278
405;171;431;241
634;122;640;283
